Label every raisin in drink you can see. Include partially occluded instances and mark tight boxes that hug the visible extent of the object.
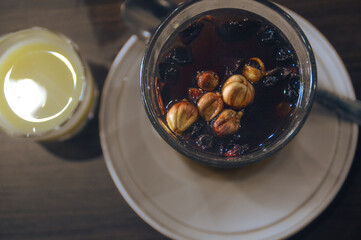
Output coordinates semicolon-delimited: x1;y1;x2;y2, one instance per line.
156;9;301;157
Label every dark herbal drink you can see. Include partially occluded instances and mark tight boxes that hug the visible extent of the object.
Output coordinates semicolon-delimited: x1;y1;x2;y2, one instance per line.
155;9;301;157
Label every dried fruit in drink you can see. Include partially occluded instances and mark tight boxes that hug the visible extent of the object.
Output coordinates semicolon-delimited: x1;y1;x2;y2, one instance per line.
179;21;204;45
212;109;243;137
274;46;294;62
165;46;193;65
196;71;219;91
222;75;255;108
197;92;223;121
158;61;179;84
217;19;260;42
258;25;279;45
188;88;204;103
166;100;198;135
196;134;214;150
242;57;265;83
224;144;249;157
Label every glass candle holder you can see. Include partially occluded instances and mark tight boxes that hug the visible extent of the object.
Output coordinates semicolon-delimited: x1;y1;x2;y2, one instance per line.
0;27;98;141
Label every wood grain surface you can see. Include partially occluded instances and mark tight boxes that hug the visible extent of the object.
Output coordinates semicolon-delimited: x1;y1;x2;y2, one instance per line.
0;0;360;239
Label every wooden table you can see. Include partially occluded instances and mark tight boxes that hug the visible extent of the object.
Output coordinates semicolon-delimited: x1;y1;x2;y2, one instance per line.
0;0;360;239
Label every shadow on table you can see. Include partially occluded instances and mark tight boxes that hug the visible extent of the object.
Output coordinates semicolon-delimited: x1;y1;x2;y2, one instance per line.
41;63;108;161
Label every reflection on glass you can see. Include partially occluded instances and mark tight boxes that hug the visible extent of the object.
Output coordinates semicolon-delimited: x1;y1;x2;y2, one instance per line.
3;50;77;124
0;28;97;140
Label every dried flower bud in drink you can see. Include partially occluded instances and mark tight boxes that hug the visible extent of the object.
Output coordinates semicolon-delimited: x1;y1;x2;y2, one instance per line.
197;92;223;121
166;100;198;135
212;109;243;137
242;57;265;83
222;74;255;108
196;71;219;91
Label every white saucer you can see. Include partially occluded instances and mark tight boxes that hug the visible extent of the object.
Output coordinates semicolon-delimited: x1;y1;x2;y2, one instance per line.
99;10;358;240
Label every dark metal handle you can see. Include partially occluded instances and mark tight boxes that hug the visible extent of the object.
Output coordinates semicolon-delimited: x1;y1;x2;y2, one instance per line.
315;89;361;125
121;0;178;38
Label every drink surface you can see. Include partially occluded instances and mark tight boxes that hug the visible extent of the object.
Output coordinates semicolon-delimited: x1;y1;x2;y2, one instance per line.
0;31;85;137
156;9;301;157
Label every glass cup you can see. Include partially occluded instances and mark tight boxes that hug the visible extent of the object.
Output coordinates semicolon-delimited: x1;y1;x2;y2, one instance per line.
140;0;317;167
0;27;98;141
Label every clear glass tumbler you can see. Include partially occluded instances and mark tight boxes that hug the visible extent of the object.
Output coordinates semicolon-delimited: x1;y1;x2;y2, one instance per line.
140;0;317;167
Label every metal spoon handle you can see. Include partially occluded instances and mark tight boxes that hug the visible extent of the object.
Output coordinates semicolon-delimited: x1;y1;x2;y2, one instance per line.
121;0;177;38
315;89;361;125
